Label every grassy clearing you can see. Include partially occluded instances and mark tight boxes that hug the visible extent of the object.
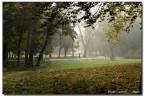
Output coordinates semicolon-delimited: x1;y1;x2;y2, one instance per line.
4;59;141;73
3;59;141;94
50;59;141;69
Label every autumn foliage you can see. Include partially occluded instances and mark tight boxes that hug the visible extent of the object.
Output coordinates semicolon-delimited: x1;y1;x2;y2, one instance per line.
3;62;141;94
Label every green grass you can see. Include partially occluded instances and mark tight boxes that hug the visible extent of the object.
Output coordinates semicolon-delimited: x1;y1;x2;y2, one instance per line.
50;59;141;69
3;59;141;94
4;59;141;73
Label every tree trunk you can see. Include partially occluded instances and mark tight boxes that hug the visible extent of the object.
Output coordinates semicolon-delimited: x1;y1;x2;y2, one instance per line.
36;9;61;66
36;33;49;66
64;48;67;58
72;44;74;57
17;32;23;66
3;44;8;62
58;46;62;58
49;54;52;59
25;30;30;66
109;41;115;61
104;50;106;58
8;52;10;58
48;37;52;59
12;53;14;59
28;36;35;66
83;47;87;58
28;51;34;66
25;51;29;66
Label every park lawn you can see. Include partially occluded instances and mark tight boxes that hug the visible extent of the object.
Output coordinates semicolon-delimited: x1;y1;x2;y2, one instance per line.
50;59;141;69
3;59;141;94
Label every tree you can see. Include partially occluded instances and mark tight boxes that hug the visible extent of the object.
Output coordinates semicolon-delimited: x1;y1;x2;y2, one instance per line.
15;3;33;66
3;3;28;65
103;3;141;60
35;3;72;66
3;3;15;62
58;35;74;58
103;15;124;60
77;23;95;58
3;2;45;66
57;24;77;58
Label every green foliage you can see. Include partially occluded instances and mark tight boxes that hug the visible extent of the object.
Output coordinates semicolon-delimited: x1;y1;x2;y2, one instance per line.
68;2;142;29
3;2;42;53
103;8;141;43
104;2;141;42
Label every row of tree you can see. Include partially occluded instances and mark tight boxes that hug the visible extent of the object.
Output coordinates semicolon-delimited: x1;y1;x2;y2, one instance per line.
3;2;142;66
3;3;76;66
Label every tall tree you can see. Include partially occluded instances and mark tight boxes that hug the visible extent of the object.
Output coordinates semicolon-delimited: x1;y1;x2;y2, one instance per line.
77;23;95;58
35;4;64;66
35;3;77;65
